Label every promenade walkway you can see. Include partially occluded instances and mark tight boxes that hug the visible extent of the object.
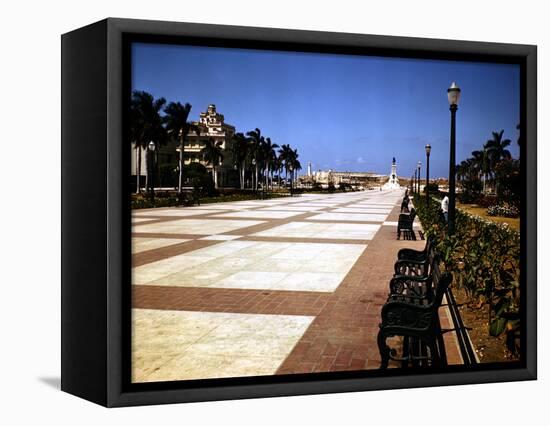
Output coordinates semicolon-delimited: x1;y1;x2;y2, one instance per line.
131;189;462;382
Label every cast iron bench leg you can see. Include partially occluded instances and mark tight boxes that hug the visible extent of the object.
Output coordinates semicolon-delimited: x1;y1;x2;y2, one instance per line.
377;330;390;369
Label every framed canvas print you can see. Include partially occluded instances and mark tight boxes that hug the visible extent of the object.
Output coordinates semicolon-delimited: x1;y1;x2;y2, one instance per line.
61;18;537;407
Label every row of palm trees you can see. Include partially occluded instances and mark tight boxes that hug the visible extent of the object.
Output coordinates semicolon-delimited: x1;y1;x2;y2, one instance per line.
231;128;302;191
456;129;517;194
130;90;302;193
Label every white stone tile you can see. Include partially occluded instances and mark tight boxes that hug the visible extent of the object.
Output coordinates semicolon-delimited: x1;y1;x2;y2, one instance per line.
211;210;304;219
132;309;313;382
258;206;324;212
253;222;380;240
133;218;265;235
199;234;243;241
133;255;213;285
308;212;388;222
270;242;328;259
132;237;190;253
280;271;346;292
333;207;392;214
134;240;366;291
132;217;154;223
191;240;257;256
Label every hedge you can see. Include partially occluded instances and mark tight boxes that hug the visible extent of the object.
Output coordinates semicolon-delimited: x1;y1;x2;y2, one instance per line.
413;194;520;356
131;191;289;209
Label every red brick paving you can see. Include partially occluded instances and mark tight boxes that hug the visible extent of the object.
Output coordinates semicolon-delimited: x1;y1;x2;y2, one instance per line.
133;286;330;316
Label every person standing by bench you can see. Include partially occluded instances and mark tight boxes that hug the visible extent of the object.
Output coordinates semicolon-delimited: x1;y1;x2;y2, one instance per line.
441;195;449;223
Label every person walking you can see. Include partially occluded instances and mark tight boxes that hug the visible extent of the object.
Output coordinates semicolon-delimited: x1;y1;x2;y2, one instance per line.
441;195;449;223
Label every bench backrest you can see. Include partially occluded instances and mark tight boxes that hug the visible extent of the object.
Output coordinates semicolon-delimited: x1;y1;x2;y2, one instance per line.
415;242;438;278
430;259;453;308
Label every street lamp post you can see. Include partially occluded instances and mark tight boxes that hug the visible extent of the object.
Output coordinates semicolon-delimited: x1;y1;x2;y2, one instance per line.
148;141;156;203
417;161;421;195
447;82;461;235
414;169;417;195
425;144;431;205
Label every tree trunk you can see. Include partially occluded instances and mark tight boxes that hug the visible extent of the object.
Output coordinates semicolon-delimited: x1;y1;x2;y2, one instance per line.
252;168;255;190
286;169;289;190
136;146;141;194
213;165;218;189
241;161;245;189
144;150;148;192
255;163;259;191
178;135;184;193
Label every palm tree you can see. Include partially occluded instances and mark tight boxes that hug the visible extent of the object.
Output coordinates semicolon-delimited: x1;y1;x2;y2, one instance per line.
130;91;166;193
200;138;224;188
486;130;512;164
246;128;264;191
290;148;302;186
231;133;249;189
456;160;470;183
471;149;489;193
485;130;512;193
163;102;197;194
262;137;279;190
273;155;283;188
278;144;293;187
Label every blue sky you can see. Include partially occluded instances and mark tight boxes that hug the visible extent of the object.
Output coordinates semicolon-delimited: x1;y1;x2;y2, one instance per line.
132;43;520;178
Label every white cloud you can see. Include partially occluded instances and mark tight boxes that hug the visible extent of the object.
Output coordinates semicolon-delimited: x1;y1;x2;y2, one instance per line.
357;156;366;163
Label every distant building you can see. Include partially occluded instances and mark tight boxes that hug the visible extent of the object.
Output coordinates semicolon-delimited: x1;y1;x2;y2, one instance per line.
184;104;237;187
300;169;386;188
130;104;238;188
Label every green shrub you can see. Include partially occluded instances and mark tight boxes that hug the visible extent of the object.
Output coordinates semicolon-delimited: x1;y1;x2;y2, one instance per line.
131;190;289;209
458;179;483;203
159;164;177;188
131;195;179;209
495;159;521;208
414;194;520;356
184;163;216;196
474;194;498;208
311;182;322;191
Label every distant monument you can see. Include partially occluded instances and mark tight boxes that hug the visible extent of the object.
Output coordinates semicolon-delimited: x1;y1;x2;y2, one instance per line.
383;157;400;189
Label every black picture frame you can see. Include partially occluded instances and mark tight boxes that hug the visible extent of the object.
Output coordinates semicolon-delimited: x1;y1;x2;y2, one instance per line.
61;17;537;407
